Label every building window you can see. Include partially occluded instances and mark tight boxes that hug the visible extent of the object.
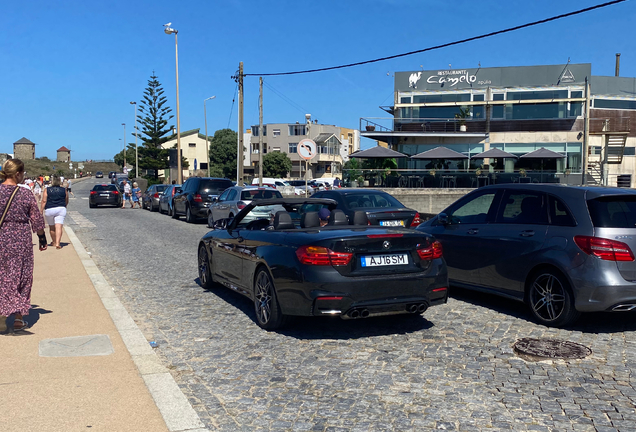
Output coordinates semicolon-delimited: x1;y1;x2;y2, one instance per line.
624;147;636;156
289;124;306;136
570;91;583;117
188;143;196;147
473;94;485;120
273;147;281;152
273;129;281;137
594;99;636;110
492;94;504;119
289;143;297;153
251;125;267;136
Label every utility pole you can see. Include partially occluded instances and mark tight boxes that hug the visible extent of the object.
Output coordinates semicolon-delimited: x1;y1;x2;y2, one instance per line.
259;77;264;187
582;77;590;186
237;62;244;184
122;123;126;170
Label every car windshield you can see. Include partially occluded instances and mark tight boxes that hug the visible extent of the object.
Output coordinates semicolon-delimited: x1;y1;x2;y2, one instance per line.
93;185;117;191
343;192;403;209
588;196;636;228
241;189;283;200
200;180;233;194
155;185;168;192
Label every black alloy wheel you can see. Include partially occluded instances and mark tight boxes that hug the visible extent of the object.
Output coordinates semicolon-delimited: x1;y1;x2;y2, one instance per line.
171;201;179;219
207;211;214;228
253;269;286;330
186;205;195;223
528;270;580;327
198;245;213;289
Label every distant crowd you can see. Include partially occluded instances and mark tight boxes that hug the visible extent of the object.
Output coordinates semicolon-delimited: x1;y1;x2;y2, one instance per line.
20;174;76;204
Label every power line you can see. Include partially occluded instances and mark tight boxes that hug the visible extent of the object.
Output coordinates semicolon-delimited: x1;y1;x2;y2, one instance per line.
262;80;309;115
244;0;627;77
227;81;238;129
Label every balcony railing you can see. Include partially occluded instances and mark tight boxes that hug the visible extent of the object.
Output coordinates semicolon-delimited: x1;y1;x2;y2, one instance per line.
360;117;582;134
589;117;630;133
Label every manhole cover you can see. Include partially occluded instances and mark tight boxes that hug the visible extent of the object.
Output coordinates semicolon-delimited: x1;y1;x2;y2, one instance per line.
513;338;591;360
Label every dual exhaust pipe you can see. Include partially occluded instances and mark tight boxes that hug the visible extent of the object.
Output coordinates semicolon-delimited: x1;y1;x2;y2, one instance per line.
407;303;428;314
612;304;636;311
349;309;370;319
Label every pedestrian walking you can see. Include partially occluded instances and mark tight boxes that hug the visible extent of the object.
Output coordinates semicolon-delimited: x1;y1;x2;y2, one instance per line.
131;182;142;209
121;180;133;209
33;177;43;203
0;159;48;333
66;178;74;197
40;175;68;250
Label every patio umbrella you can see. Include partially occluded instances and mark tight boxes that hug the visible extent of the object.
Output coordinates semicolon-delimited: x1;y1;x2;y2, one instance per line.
471;148;518;159
520;147;566;182
410;146;468;160
349;146;408;159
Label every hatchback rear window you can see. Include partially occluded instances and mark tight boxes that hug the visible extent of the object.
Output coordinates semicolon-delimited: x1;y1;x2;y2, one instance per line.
155;185;168;192
199;180;233;195
588;196;636;228
344;193;402;209
241;189;283;200
93;185;117;191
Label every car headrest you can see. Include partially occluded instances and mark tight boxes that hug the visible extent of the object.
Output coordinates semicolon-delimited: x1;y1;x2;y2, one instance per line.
327;209;348;226
300;211;320;228
352;211;368;225
274;211;295;230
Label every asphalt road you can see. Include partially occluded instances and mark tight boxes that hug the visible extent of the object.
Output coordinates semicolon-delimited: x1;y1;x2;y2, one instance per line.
67;178;636;432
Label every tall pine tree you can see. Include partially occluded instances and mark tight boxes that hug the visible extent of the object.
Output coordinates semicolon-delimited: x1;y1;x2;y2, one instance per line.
135;73;174;179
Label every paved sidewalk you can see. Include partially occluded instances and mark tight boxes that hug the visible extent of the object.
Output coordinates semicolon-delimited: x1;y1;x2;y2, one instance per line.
0;226;207;432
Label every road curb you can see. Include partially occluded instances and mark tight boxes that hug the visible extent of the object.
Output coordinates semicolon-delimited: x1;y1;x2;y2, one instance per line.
64;225;209;432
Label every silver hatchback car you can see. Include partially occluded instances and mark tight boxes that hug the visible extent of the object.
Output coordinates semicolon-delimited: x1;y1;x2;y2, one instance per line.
207;186;284;227
417;184;636;327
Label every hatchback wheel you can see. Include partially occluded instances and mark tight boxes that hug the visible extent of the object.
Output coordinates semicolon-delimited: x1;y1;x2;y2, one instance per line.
186;205;195;223
528;270;580;327
198;245;213;289
253;269;286;330
171;202;179;219
207;211;215;228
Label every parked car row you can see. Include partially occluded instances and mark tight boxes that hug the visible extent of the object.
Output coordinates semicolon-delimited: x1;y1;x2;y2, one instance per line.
91;176;636;330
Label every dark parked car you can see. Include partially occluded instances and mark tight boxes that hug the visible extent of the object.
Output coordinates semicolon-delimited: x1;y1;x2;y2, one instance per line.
198;198;448;330
108;171;117;179
418;183;636;327
95;171;104;178
207;186;284;227
173;177;233;223
158;184;180;215
143;184;168;211
307;189;421;227
89;184;121;208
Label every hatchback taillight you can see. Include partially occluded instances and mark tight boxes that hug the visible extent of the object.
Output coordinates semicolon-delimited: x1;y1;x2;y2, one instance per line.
417;241;443;260
410;212;422;227
153;193;159;198
237;201;247;210
90;191;97;195
193;194;203;202
113;191;119;195
296;245;352;266
574;236;634;262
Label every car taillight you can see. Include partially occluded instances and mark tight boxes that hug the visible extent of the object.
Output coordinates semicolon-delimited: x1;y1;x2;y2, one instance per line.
90;191;96;195
296;245;353;266
193;194;203;202
237;201;246;210
410;212;422;227
574;236;634;262
417;241;443;260
153;193;159;198
113;191;119;195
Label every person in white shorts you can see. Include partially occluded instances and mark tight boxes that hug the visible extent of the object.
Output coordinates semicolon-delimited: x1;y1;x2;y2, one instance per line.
40;175;69;249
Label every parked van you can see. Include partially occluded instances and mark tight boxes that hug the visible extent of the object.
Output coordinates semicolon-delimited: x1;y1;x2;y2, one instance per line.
252;178;302;195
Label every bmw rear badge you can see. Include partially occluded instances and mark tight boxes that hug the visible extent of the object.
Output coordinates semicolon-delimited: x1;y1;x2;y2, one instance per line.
383;241;391;249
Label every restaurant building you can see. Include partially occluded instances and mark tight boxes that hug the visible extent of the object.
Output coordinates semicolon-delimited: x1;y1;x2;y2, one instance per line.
361;62;636;187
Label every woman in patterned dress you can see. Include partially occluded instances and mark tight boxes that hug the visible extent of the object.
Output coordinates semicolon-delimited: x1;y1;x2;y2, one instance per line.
0;159;48;332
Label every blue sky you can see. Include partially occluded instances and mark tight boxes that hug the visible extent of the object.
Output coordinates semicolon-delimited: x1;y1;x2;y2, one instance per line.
1;0;634;160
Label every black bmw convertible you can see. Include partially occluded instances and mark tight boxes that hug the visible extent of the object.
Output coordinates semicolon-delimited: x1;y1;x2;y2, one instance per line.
197;198;448;330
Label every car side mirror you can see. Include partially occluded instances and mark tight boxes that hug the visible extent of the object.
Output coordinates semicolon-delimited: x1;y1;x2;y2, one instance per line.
212;197;218;203
437;213;450;225
213;218;228;230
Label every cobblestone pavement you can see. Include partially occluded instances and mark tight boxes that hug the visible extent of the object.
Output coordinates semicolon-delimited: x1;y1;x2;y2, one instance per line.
67;179;636;431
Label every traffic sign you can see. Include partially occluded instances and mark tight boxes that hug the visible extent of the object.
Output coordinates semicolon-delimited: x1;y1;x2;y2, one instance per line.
297;139;317;160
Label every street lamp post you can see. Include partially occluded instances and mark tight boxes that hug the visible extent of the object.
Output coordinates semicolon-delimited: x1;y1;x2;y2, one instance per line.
122;123;126;171
204;96;216;177
130;101;138;178
164;23;182;184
